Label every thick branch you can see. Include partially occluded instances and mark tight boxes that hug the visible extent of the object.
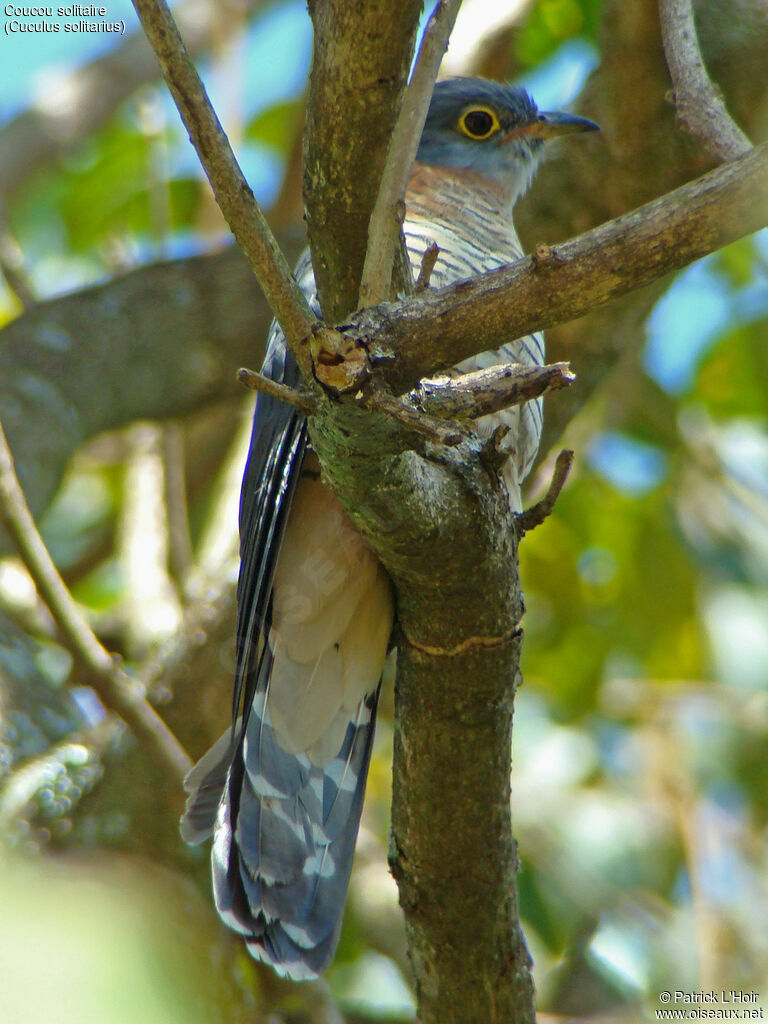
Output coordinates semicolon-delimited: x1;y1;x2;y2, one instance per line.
390;636;534;1024
659;0;752;162
131;0;316;377
0;419;192;783
357;0;462;308
0;246;288;527
351;139;768;393
308;387;535;1023
303;0;423;322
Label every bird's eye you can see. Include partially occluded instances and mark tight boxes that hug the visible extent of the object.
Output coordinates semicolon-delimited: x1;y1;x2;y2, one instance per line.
458;106;499;140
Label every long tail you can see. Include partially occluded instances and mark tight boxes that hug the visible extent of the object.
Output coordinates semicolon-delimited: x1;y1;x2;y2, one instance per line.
181;686;379;979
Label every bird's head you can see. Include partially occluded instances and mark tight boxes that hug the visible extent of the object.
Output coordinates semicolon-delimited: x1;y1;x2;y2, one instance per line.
417;77;599;202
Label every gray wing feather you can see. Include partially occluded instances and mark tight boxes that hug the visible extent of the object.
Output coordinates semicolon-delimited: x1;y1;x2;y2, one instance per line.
199;681;379;978
224;688;379;975
179;724;240;844
182;251;384;980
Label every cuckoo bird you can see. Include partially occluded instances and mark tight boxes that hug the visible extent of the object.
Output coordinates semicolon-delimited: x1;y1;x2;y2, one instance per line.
181;77;598;979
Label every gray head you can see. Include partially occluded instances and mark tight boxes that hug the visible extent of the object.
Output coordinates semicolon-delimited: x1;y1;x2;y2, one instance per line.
417;77;598;201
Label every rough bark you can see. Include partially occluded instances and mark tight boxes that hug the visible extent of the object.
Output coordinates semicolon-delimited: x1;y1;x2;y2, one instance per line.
303;0;423;322
391;641;534;1023
4;121;766;536
308;394;535;1022
290;131;768;1004
280;4;767;1016
3;0;765;518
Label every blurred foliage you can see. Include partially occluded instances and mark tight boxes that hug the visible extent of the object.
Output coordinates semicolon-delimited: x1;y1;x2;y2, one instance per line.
1;0;767;1021
516;0;604;67
697;318;768;418
514;226;768;1014
0;855;248;1024
245;97;304;153
11;108;203;278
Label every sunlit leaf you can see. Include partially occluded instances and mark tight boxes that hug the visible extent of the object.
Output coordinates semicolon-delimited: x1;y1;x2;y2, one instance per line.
693;319;768;418
712;236;758;289
244;98;303;154
516;0;603;66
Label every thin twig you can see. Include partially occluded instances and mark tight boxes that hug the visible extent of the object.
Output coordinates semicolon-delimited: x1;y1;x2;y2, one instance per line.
393;224;416;298
162;422;194;592
120;423;182;656
0;417;192;782
366;388;466;447
518;449;574;532
357;0;462;309
130;0;317;379
415;242;440;292
0;201;36;309
659;0;751;162
412;361;574;420
237;366;316;414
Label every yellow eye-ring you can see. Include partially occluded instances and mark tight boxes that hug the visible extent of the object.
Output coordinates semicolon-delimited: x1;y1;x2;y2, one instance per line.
458;106;500;140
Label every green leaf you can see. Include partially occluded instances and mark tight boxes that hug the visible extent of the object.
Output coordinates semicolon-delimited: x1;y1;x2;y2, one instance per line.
521;472;704;717
244;98;303;155
516;0;603;66
694;318;768;418
58;121;154;250
712;236;758;289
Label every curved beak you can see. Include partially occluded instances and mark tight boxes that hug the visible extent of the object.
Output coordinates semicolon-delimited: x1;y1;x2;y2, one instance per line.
533;110;600;139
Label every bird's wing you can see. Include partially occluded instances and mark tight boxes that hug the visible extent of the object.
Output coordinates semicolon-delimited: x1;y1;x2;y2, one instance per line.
179;286;308;846
180;250;394;979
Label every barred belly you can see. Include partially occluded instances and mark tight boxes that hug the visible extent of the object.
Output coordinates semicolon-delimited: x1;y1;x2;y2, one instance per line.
404;169;545;509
